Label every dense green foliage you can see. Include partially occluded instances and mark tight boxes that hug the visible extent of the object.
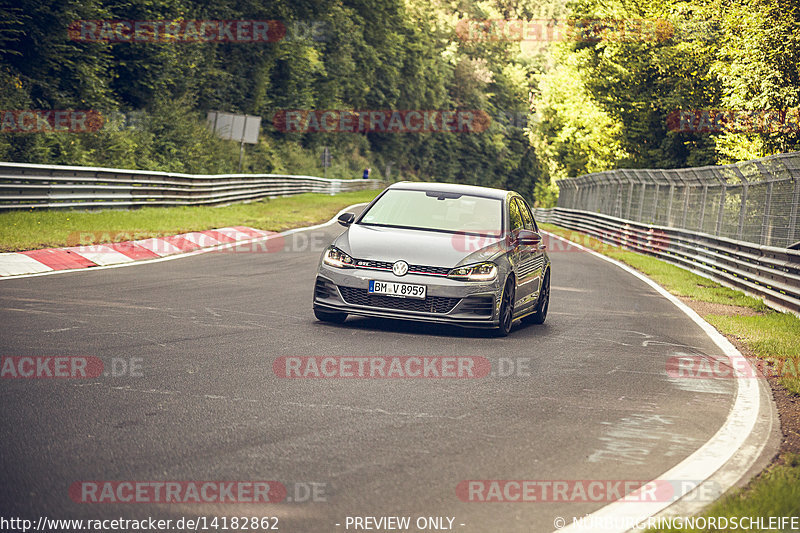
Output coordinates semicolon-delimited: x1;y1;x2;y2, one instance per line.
1;0;798;205
0;0;540;196
531;0;800;189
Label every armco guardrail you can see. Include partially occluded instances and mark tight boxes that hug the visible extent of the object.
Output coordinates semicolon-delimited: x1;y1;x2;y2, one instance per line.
0;162;383;209
535;207;800;314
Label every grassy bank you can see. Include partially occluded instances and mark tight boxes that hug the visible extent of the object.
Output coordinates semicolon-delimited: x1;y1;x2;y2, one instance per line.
0;189;381;252
539;222;800;530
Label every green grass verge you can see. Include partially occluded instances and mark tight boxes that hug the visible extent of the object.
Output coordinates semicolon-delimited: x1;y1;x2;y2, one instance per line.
540;222;800;530
705;312;800;394
0;189;381;252
539;223;768;311
646;454;800;532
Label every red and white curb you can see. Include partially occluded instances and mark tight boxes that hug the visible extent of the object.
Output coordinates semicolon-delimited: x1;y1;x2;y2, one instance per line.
0;203;369;280
0;226;276;277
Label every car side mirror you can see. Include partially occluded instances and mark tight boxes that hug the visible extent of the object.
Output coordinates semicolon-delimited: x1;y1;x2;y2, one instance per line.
517;229;542;247
338;212;355;227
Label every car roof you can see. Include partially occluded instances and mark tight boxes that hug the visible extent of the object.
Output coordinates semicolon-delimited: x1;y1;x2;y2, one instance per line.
386;181;511;200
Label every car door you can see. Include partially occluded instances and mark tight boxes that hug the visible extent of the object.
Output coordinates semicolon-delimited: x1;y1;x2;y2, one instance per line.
507;196;535;309
517;197;546;303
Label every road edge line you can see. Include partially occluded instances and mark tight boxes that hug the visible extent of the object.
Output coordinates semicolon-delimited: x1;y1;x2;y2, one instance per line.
543;230;773;533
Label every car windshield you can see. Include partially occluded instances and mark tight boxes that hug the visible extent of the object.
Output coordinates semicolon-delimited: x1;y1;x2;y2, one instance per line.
359;189;503;236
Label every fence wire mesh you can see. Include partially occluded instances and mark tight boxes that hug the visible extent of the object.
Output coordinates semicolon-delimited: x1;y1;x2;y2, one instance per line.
556;152;800;248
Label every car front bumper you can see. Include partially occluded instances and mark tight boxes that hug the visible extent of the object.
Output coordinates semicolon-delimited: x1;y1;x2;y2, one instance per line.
312;264;503;328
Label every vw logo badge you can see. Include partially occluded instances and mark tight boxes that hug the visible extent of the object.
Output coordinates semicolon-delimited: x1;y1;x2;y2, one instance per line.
392;260;409;277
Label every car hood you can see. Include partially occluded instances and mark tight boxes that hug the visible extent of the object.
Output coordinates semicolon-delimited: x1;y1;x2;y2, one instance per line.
334;224;505;268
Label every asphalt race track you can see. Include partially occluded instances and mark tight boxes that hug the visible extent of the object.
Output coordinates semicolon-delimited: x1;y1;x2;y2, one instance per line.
0;209;765;532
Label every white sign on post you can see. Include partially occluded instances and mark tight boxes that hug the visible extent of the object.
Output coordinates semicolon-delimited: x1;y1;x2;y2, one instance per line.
207;111;261;144
207;111;262;171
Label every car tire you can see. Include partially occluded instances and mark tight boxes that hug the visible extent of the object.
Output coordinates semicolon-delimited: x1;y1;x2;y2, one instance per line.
495;277;515;337
314;308;348;324
527;269;550;325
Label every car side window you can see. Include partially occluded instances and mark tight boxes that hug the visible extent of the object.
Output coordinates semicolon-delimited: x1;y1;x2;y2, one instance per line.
508;197;524;232
516;198;535;230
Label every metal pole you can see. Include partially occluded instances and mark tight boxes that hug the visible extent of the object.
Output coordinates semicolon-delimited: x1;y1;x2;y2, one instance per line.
626;174;635;220
681;184;690;229
652;183;660;224
716;184;726;236
761;181;773;245
238;115;248;173
666;182;675;227
789;176;800;245
698;184;708;232
638;175;647;222
729;165;749;241
737;183;748;240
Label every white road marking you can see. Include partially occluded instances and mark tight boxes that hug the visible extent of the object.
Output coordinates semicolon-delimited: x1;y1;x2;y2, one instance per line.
543;230;765;533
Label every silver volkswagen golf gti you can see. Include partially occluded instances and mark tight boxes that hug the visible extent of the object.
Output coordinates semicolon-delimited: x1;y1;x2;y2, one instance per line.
312;182;550;336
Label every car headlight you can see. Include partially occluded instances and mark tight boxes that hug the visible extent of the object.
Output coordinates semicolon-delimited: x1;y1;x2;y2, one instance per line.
323;246;354;268
447;262;498;281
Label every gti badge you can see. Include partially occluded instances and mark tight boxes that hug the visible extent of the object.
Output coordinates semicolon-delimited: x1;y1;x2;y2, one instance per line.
392;260;409;276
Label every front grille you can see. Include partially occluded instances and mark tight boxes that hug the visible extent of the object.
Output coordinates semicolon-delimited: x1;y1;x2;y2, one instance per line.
352;259;450;277
408;265;450;276
460;295;495;316
339;286;460;314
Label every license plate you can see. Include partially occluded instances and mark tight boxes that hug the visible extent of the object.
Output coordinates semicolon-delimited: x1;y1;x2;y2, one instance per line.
369;280;426;299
